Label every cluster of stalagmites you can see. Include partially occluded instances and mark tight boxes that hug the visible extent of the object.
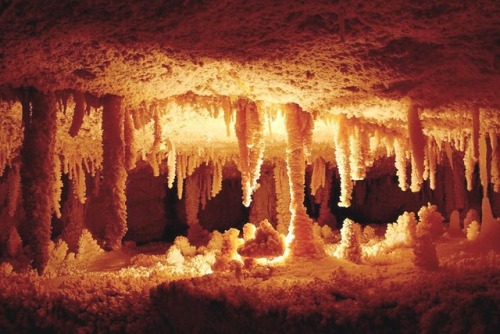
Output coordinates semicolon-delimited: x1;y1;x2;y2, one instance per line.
0;88;499;274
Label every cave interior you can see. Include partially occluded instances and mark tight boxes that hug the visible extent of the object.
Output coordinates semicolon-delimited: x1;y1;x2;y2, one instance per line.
0;0;500;333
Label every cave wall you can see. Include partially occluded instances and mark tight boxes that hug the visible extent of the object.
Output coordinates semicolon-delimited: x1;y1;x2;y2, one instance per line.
0;155;499;255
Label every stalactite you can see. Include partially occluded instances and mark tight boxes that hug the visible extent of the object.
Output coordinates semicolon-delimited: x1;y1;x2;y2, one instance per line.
464;137;475;191
199;164;212;210
167;144;176;189
452;152;466;210
177;153;188;199
349;125;366;181
490;132;499;192
472;106;480;160
410;154;422;192
444;141;454;171
7;163;21;217
222;96;233;137
333;115;352;207
57;89;71;114
147;106;162;176
300;108;314;164
124;108;137;171
310;157;326;197
273;159;291;235
68;91;85;137
101;94;127;251
428;140;437;190
52;155;63;218
235;98;265;207
479;132;488;197
20;89;57;274
423;145;430;182
285;103;323;258
359;126;370;177
147;152;160;177
211;159;223;198
187;154;199;176
317;166;336;227
443;160;456;213
407;103;426;185
84;92;101;114
394;138;409;191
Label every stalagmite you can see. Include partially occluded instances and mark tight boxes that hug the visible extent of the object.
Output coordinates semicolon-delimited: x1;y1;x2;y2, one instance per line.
238;219;286;258
413;230;439;269
407;104;425;191
394;138;409;191
101;94;128;251
273;159;291;235
448;210;462;237
20;89;57;274
7;163;21;217
491;132;499;192
466;220;480;241
72;162;86;204
443;161;456;213
249;162;276;225
61;181;84;252
185;170;208;245
284;103;324;258
479;196;500;242
235;98;265;207
6;226;23;258
334;219;361;263
478;113;500;243
333;115;353;207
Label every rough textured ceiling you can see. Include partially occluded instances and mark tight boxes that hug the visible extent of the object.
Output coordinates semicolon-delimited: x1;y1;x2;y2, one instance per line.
0;0;499;129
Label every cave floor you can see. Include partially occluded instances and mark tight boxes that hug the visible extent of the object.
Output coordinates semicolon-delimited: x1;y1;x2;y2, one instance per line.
1;238;499;333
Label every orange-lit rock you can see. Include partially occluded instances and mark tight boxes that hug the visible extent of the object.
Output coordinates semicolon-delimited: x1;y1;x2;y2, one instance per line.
0;0;499;332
